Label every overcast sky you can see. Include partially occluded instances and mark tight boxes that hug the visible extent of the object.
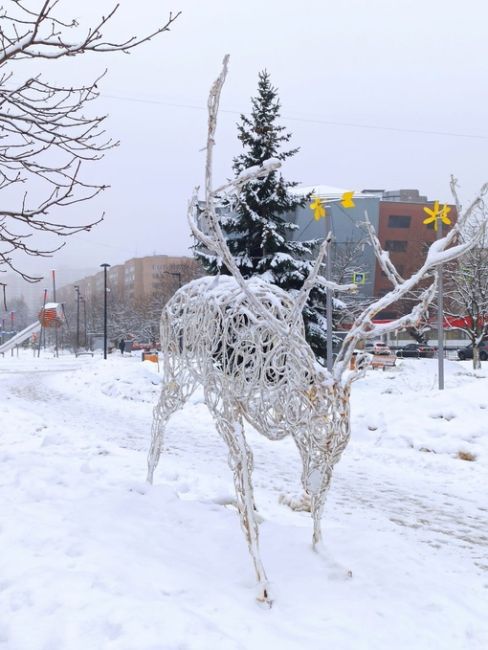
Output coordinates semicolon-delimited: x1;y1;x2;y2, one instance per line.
9;0;488;278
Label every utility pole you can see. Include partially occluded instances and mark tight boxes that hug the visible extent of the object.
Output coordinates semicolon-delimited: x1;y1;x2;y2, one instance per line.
100;264;110;359
37;289;47;358
437;220;445;390
325;218;333;372
10;310;15;356
423;200;452;390
74;285;80;354
52;269;58;357
81;296;87;348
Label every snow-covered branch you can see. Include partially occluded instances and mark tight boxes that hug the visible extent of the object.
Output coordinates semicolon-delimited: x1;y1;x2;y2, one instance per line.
213;159;281;197
0;2;180;62
194;55;291;336
334;184;488;381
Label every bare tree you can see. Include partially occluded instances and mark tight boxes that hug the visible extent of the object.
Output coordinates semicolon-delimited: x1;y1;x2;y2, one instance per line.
443;201;488;368
0;1;180;280
329;234;373;330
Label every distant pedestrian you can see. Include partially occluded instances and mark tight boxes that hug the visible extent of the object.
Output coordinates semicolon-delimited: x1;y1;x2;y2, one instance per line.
119;338;126;355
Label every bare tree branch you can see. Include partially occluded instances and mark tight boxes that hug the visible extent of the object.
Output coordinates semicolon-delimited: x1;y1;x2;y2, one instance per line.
0;1;180;280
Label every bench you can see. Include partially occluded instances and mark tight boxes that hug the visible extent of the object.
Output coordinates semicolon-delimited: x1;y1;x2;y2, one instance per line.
371;354;397;370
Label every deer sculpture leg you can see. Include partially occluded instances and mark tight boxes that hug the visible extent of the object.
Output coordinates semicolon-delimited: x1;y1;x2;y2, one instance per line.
292;435;332;548
147;374;193;484
309;469;333;548
207;395;271;606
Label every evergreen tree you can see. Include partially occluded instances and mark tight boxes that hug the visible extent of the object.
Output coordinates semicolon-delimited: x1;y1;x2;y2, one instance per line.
195;70;331;364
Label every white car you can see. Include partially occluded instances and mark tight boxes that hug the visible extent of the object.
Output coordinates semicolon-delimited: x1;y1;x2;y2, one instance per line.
364;341;392;356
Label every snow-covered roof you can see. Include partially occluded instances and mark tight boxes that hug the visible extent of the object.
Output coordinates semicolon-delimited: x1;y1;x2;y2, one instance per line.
292;185;376;200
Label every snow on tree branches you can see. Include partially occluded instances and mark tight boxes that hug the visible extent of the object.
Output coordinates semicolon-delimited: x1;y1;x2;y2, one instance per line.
195;67;330;363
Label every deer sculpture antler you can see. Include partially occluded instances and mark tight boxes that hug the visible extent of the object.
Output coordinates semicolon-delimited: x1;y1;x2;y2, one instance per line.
189;54;358;345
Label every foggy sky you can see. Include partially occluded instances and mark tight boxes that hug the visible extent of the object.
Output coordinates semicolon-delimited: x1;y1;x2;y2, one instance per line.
8;0;488;279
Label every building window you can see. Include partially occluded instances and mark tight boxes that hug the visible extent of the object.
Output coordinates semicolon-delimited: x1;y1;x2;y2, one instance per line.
388;215;411;228
385;240;407;252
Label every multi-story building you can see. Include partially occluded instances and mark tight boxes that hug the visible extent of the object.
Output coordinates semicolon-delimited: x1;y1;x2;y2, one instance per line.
289;186;381;300
56;255;202;306
290;187;456;316
374;189;454;295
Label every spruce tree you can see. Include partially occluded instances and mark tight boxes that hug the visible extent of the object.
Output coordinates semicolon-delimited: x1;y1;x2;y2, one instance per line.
195;70;330;364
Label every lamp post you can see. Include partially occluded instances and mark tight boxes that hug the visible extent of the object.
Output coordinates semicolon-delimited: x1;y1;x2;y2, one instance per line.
423;201;452;390
100;263;110;359
80;296;87;348
37;289;48;358
325;225;334;372
0;282;6;310
10;310;15;357
437;222;445;390
52;269;58;357
74;285;80;353
310;192;356;371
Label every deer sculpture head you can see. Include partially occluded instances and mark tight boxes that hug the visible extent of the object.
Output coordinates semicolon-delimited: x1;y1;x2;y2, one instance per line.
147;55;487;606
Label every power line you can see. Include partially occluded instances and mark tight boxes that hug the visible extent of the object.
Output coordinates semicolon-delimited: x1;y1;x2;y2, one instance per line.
102;92;488;141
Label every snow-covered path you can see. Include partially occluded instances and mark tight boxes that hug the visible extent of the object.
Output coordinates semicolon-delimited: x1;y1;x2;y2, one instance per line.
1;353;487;649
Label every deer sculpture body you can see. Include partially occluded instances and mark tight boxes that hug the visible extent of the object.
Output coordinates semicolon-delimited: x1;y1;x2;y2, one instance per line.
147;55;486;605
147;274;354;604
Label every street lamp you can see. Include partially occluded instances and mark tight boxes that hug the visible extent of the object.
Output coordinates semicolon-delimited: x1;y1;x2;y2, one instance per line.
74;285;80;353
309;192;356;371
37;289;48;358
80;296;87;348
422;200;452;390
100;263;110;359
52;269;58;357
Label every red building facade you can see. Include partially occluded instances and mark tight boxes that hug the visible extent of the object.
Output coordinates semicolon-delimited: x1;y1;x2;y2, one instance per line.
373;190;457;317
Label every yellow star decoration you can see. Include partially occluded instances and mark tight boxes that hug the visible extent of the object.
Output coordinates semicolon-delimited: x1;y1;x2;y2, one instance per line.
341;191;355;208
310;195;326;221
423;200;452;231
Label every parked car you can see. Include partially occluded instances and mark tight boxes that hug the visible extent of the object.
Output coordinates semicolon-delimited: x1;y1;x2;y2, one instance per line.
457;340;488;361
364;341;392;356
395;343;436;358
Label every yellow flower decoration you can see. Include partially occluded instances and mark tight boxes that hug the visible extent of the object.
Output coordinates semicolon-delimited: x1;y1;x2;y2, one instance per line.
423;200;452;231
341;191;355;208
310;195;326;221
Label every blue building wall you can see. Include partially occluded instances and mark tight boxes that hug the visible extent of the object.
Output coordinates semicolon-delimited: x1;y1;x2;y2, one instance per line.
288;193;380;298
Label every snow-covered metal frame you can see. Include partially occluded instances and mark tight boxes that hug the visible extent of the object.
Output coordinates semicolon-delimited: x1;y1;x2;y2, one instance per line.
148;55;487;605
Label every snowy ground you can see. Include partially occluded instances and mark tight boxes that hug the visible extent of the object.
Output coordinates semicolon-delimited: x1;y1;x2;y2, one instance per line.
1;350;487;650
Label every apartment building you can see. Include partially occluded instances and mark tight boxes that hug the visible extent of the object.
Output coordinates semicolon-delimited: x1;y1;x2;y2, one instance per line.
291;187;456;312
56;255;202;305
290;186;381;300
374;189;456;300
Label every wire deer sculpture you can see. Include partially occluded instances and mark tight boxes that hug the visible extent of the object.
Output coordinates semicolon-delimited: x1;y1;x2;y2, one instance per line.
147;55;487;605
